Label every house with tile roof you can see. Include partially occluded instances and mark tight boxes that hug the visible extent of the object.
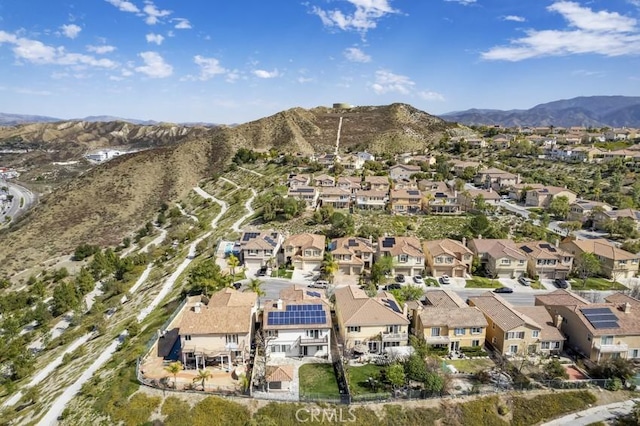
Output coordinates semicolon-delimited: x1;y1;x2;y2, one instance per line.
514;306;565;355
313;174;336;187
363;175;390;192
239;230;284;270
377;236;425;277
287;186;319;208
535;290;640;361
334;286;409;355
592;208;640;232
287;174;310;188
412;290;488;352
420;181;460;214
336;176;362;193
329;237;375;275
517;240;574;280
423;238;473;278
468;239;528;278
467;292;544;356
319;186;351;209
172;288;258;369
281;233;325;272
262;286;332;360
560;238;640;280
389;188;423;214
525;186;577;208
389;164;422;181
265;365;294;392
474;168;520;191
568;199;613;223
458;188;501;212
355;190;387;210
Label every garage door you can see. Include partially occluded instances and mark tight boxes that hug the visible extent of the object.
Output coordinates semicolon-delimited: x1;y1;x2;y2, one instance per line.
339;265;352;275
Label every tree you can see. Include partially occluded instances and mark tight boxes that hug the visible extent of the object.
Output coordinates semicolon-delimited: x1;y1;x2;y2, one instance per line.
321;254;339;283
193;368;212;391
575;252;601;287
386;363;406;389
543;359;569;380
404;354;428;382
246;278;265;297
227;254;240;276
548;195;570;219
165;361;183;389
423;371;445;395
390;284;424;306
558;221;582;236
188;261;227;296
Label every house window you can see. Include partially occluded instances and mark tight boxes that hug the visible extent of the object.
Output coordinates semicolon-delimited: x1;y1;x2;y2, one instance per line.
553;341;560;349
471;327;482;335
226;334;238;344
454;328;466;336
184;335;192;341
629;349;640;358
507;331;525;340
347;326;361;333
509;345;519;354
472;340;480;347
248;249;258;256
282;345;291;353
431;327;441;337
532;330;539;338
270;345;280;352
492;337;497;344
601;336;614;345
436;256;444;263
501;259;511;265
399;254;408;263
387;325;400;334
445;257;453;264
266;330;278;338
541;342;550;350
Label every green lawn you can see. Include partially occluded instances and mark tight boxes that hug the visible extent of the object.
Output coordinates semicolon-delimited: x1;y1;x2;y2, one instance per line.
446;358;495;374
347;364;387;395
465;277;501;289
571;277;627;291
530;280;545;290
270;269;293;279
298;363;340;397
424;277;440;287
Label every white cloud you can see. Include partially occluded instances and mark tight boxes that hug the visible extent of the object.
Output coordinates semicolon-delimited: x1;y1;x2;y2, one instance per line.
371;70;414;94
503;15;526;22
173;18;192;29
61;24;82;39
419;91;445;101
444;0;476;5
482;1;640;61
14;88;52;96
226;70;241;83
194;55;226;80
143;1;172;25
571;69;604;77
343;47;371;63
135;51;173;78
87;44;116;54
298;76;314;83
105;0;139;13
0;30;117;68
310;0;399;38
146;33;164;45
253;69;280;78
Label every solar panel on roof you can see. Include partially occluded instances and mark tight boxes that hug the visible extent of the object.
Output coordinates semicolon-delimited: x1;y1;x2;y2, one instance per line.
521;246;533;253
408;190;420;195
348;239;357;247
242;232;260;241
382;237;395;248
591;321;620;329
582;308;614;315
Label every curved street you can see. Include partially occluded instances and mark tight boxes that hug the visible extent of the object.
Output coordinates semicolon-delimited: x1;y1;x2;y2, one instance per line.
0;181;36;225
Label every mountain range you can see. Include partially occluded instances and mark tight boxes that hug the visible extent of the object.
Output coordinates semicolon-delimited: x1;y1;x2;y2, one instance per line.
0;103;455;275
440;96;640;128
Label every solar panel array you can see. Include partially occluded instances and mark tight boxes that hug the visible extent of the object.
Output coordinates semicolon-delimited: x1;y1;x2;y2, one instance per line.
267;304;326;326
306;291;321;298
242;232;260;241
381;298;401;313
581;307;620;329
382;237;395;248
408;190;420;196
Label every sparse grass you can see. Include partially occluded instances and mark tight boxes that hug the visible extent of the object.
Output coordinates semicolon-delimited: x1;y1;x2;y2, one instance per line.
299;363;340;397
446;358;495;374
511;390;597;426
347;364;386;395
424;277;439;287
271;269;294;279
465;277;501;289
529;280;545;290
458;395;509;426
571;277;627;291
111;392;162;426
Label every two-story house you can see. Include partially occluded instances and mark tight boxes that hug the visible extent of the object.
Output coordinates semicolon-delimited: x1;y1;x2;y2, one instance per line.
334;286;409;355
536;290;640;361
364;175;390;192
287;186;319;208
377;236;424;277
313;174;336;187
412;290;487;352
263;286;332;360
355;190;387;210
173;288;258;370
568;199;613;223
239;231;284;270
287;174;310;188
329;237;375;275
421;181;460;214
458;188;501;212
389;164;421;181
423;238;473;278
474;168;520;190
525;186;577;209
281;233;325;272
468;292;544;356
560;238;640;280
336;176;362;193
517;240;574;280
468;239;528;278
319;187;351;209
592;208;640;232
389;189;422;214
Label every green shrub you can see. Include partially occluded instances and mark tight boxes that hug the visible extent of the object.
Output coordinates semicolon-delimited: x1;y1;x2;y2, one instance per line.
511;390;597;426
190;396;250;426
111;392;162;426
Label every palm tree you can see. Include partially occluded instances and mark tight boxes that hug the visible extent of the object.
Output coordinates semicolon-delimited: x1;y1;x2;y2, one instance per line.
193;368;212;391
227;254;240;276
164;361;183;389
246;278;265;297
321;255;339;283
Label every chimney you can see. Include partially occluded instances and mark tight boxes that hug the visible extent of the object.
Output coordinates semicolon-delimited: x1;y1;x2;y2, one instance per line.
194;302;201;314
553;314;563;328
555;238;559;248
624;302;632;314
276;299;283;310
478;234;482;240
462;237;467;247
403;303;408;317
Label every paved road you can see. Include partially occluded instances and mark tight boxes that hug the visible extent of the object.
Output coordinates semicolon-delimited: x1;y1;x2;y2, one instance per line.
0;181;36;224
542;398;639;426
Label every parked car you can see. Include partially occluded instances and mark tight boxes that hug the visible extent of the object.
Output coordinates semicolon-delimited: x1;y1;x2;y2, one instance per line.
385;283;402;291
309;280;329;289
439;275;451;285
493;287;514;294
257;266;268;277
554;278;570;289
395;274;406;283
233;282;242;290
518;276;532;286
413;275;425;285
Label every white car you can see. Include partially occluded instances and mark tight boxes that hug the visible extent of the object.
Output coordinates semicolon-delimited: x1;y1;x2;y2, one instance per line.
518;276;532;286
413;275;425;285
309;280;329;289
439;275;451;285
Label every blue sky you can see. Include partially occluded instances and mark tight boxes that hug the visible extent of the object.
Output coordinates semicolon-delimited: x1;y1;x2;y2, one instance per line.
0;0;639;124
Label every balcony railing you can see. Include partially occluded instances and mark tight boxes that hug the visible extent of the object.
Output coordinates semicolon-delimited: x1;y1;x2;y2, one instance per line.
595;342;628;353
382;332;408;342
425;335;450;344
300;335;328;345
